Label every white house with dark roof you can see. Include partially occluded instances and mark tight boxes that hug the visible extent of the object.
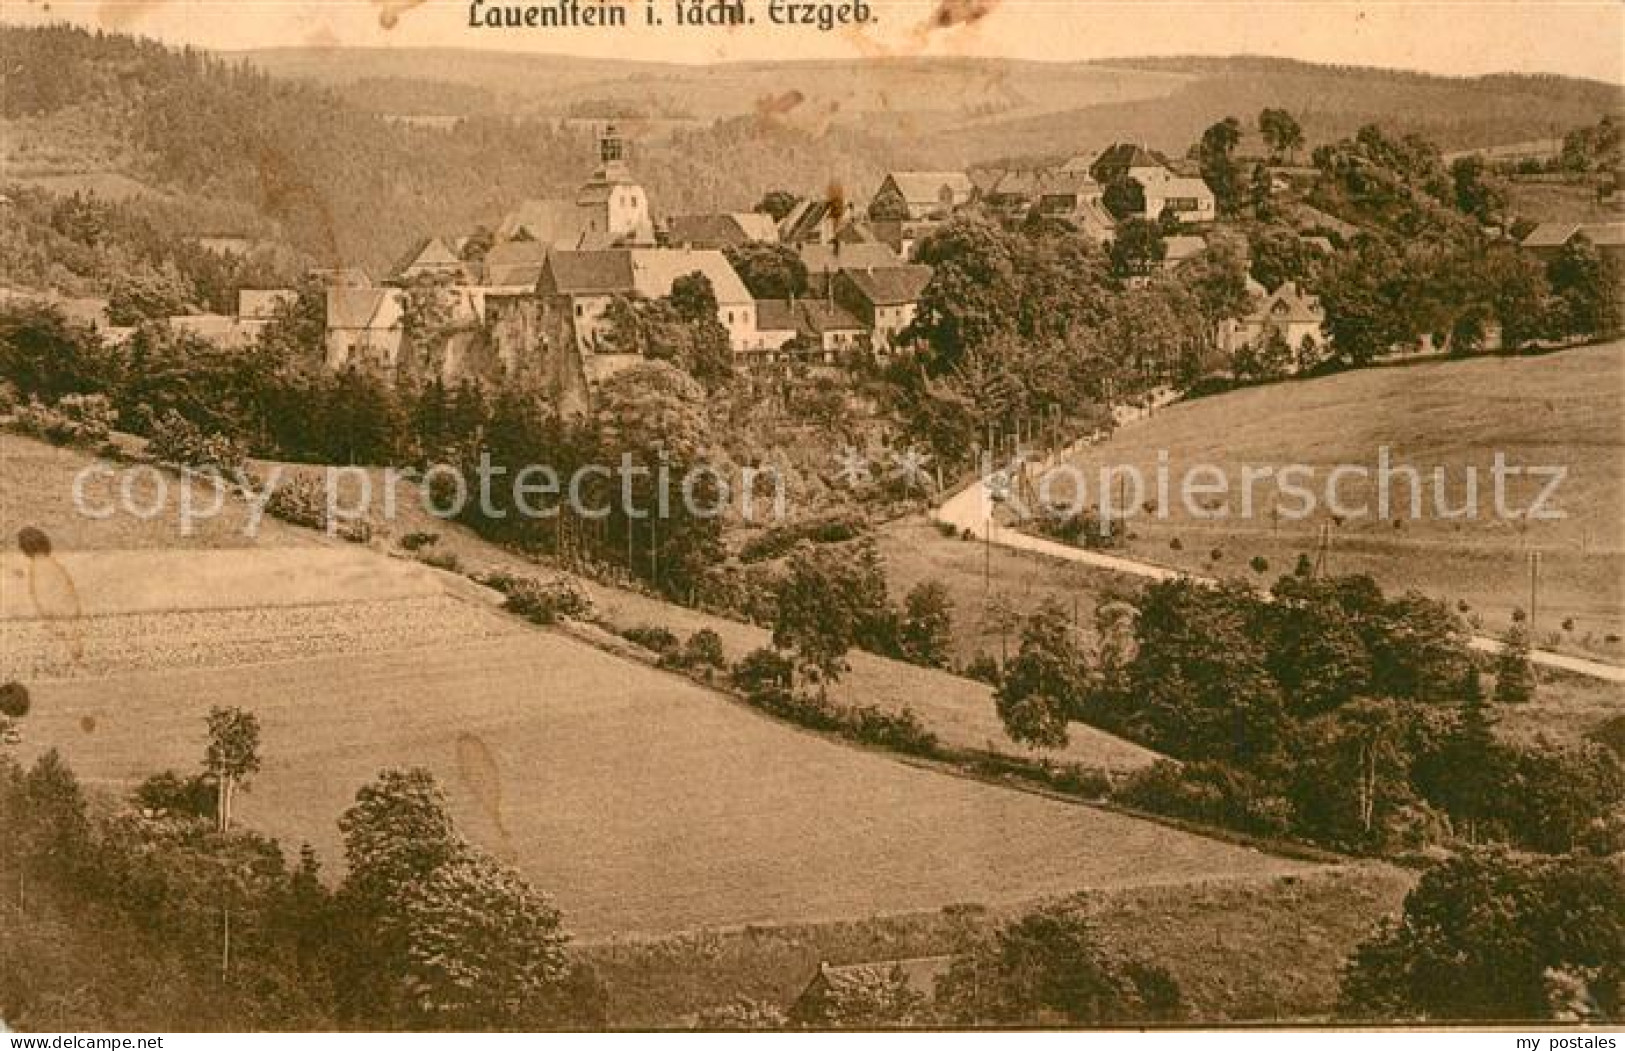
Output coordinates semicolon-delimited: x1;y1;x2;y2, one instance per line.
324;287;405;372
870;172;976;222
1217;280;1328;367
539;247;762;354
834;264;933;354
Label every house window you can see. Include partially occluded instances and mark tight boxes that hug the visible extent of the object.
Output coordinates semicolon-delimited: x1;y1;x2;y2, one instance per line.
575;303;584;318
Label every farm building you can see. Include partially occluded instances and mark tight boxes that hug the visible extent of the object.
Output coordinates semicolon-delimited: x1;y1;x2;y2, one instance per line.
1520;221;1625;264
789;957;956;1026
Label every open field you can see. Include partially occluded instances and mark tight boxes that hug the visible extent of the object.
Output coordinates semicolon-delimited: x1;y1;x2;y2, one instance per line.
584;862;1412;1026
876;516;1136;667
266;456;1163;775
1041;343;1625;653
17;632;1311;938
0;434;317;552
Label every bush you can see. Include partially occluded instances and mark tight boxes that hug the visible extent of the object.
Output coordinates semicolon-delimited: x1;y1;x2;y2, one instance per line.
145;410;248;476
846;704;938;756
679;629;726;671
264;473;329;530
416;548;461;573
400;531;441;552
1115;760;1291;837
133;770;216;820
963;653;1002;687
732;647;795;696
1250;556;1270;575
498;575;592;625
738;513;866;564
12;393;116;447
622;625;681;655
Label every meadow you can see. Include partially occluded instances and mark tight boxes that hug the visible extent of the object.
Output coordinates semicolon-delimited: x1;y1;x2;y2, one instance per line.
1040;342;1625;656
18;631;1313;937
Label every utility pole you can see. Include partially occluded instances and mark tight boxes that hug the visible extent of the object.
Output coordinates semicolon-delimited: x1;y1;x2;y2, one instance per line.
1528;550;1542;634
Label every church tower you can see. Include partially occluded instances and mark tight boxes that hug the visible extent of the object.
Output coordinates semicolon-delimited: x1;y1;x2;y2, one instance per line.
577;122;651;245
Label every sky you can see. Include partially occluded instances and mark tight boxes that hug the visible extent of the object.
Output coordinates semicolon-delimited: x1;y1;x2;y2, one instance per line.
2;0;1622;82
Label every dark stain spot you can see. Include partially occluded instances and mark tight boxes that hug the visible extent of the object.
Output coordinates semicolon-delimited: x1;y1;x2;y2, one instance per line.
0;682;30;719
756;90;805;118
927;0;998;30
374;0;428;29
18;526;51;558
825;182;848;227
80;715;97;734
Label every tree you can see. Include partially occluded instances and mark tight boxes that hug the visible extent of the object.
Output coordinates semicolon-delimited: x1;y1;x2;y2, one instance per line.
204;706;261;834
106;264;190;326
1449;156;1505;224
937;898;1182;1025
909;216;1022;373
397;851;570;1029
1101;176;1145;221
1258;108;1305;163
898;581;954;669
1491;624;1536;705
1125;580;1285;762
1547;234;1623;339
335;768;472;1021
1413;670;1503;842
772;542;892;683
1108;218;1166;279
1197;117;1245;216
996;600;1087;749
334;768;573;1028
0;301;116;401
724;242;809;300
754;190;801;223
1340;849;1625;1021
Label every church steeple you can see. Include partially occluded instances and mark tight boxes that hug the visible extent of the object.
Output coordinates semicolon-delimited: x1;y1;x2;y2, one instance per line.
599;122;625;167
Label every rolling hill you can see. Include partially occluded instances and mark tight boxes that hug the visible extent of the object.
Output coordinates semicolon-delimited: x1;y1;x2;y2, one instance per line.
1043;341;1625;657
3;25;1620;279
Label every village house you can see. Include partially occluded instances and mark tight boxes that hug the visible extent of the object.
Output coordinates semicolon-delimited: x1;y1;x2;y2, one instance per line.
1520;221;1625;264
537;247;761;354
800;241;903;296
751;298;868;364
479;239;552;289
1217;279;1328;367
1090;142;1170;187
976;167;1116;240
324;287;406;372
1139;171;1218;224
663;212;779;250
1162;234;1208;269
1090;143;1216;224
388;236;470;285
870;172;977;223
833;264;933;354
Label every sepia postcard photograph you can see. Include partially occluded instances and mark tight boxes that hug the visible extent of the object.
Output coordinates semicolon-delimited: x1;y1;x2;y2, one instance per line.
0;0;1622;1038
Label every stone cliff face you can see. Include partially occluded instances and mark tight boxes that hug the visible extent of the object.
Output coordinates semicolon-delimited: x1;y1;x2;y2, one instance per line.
485;293;593;418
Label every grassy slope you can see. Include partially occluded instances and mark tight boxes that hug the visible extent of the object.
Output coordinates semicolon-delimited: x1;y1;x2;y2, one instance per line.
3;432;1418;1022
583;862;1413;1026
1044;343;1625;652
19;633;1316;938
